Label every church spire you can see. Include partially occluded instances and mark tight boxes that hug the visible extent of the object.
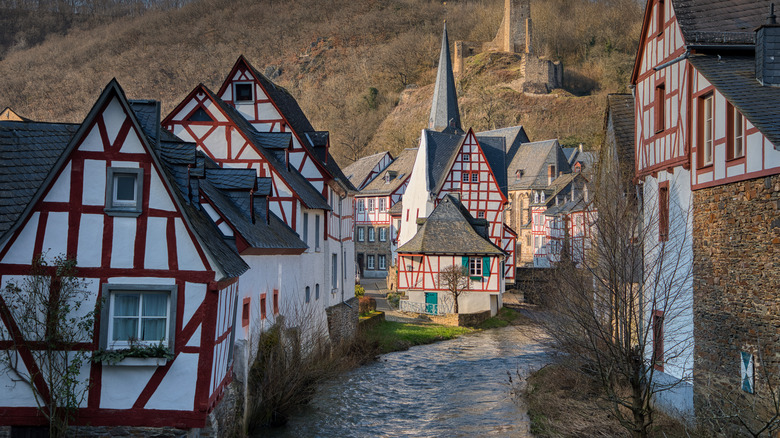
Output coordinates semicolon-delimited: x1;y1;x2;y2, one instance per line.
429;21;462;133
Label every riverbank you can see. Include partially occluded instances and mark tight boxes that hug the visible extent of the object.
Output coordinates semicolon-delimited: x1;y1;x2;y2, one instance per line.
524;363;703;437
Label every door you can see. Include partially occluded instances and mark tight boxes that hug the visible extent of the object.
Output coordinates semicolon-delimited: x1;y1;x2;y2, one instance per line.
357;253;364;277
425;292;437;315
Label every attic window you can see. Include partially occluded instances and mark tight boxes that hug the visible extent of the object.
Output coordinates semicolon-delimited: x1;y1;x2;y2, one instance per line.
105;167;143;217
188;107;213;122
515;169;524;181
234;83;253;103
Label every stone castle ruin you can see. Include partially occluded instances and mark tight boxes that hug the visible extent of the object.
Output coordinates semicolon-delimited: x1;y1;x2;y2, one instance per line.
453;0;563;93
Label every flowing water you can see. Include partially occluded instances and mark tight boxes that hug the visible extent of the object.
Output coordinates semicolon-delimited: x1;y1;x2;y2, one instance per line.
263;325;550;438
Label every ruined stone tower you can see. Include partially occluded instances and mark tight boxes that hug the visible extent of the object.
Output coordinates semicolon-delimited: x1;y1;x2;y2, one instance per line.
492;0;532;54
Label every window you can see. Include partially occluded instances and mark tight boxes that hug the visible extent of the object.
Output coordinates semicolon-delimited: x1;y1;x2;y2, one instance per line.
379;198;386;212
315;284;320;300
357;199;365;213
332;254;338;289
477;211;485;219
314;215;320;250
367;255;375;270
378;254;387;270
260;294;267;320
357;227;365;242
462;172;469;183
469;257;482;276
234;83;253;102
657;0;665;35
273;289;279;314
188;107;213;122
101;284;176;350
303;212;309;245
727;103;745;160
741;351;755;393
652;310;664;372
655;83;665;133
659;182;669;242
242;297;250;327
515;169;523;181
379;227;387;241
105;167;143;217
700;94;714;166
305;286;311;303
368;227;375;242
368;199;375;211
471;173;478;182
462;153;470;161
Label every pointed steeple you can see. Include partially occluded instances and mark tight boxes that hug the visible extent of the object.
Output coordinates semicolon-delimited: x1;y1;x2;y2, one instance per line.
429;22;462;133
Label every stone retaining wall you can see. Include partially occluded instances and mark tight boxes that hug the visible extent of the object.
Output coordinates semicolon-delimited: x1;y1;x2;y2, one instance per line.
326;297;359;345
692;175;780;433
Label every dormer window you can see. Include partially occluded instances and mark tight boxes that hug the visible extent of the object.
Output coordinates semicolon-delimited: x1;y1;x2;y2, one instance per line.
234;83;254;103
515;169;524;181
105;167;143;217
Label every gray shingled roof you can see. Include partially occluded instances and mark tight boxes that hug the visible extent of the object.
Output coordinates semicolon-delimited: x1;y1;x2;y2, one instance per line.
344;151;391;190
672;0;773;45
604;94;636;170
359;148;416;196
478;126;530;164
688;54;780;150
129;100;161;144
389;200;403;216
204;168;256;190
398;195;504;255
475;135;508;198
0;121;78;238
507;139;570;190
429;23;462;133
425;129;466;193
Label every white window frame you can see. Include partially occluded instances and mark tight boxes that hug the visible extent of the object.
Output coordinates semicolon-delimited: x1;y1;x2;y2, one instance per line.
379;198;386;212
462;172;469;183
462;153;470;162
733;108;744;158
368;199;375;211
367;255;375;270
357;227;365;242
233;82;254;103
368;227;375;242
378;254;387;270
357;199;365;213
471;172;478;182
105;167;143;217
100;284;177;351
469;257;482;276
379;227;387;242
477;211;485;219
702;94;714;166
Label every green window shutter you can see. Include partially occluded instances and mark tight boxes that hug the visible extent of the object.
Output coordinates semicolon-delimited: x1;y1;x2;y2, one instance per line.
462;256;469;270
483;257;490;278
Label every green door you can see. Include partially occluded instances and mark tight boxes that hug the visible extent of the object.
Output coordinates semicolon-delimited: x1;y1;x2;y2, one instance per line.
425;292;438;315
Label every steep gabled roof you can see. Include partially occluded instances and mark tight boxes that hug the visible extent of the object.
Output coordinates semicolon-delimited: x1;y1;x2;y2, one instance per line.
429;23;462;133
344;151;392;190
397;195;504;255
673;0;772;46
359;148;417;196
507;139;570;190
424;129;466;193
475;135;508;198
688;54;780;150
0;121;79;238
477;125;530;164
603;93;636;169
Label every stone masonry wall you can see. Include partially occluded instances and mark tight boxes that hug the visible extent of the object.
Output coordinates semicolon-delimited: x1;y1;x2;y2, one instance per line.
355;225;391;278
693;175;780;432
326;297;359;345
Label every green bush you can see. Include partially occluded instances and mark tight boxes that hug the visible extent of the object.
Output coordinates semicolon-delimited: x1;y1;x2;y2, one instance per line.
386;291;401;309
354;284;365;297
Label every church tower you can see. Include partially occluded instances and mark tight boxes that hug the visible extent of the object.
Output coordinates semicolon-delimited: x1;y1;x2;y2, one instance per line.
428;22;462;133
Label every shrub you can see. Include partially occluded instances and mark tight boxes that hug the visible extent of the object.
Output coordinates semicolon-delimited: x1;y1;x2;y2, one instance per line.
354;284;365;297
358;296;376;315
386;291;401;309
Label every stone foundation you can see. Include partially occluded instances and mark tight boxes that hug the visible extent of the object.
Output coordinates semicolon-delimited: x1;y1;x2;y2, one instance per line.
326;297;359;345
693;175;780;434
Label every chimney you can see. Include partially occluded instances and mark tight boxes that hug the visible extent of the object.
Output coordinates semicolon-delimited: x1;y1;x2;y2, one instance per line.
756;3;780;86
548;164;555;185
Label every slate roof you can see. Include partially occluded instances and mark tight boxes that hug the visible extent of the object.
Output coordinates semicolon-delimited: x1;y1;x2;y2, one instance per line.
507;139;570;190
397;195;504;256
204;168;256;190
0;121;78;238
475;135;508;198
687;54;780;149
604;94;636;169
672;0;773;45
429;23;462;133
424;129;466;192
478;125;530;164
129;100;161;144
344;151;391;190
389;200;403;216
360;148;417;196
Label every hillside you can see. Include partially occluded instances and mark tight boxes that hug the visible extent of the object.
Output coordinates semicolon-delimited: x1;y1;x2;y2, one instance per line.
0;0;641;166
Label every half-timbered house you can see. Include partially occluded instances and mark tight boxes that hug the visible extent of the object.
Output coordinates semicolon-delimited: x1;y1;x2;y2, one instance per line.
0;80;260;431
354;148;416;279
344;151;393;191
633;0;780;423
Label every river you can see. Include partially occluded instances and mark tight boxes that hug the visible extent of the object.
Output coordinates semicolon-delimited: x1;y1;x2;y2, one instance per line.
263;325;550;438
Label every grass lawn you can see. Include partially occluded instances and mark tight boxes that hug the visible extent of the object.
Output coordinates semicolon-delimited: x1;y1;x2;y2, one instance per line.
478;307;518;329
363;320;472;354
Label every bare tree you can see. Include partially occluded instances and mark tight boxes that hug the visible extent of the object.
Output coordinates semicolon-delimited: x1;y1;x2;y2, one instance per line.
439;264;469;314
534;159;694;438
0;255;99;437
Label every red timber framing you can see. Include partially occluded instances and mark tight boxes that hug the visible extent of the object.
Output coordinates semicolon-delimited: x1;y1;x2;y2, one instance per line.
435;130;515;280
0;82;239;429
355;195;392;226
162;85;302;229
396;254;501;293
215;56;330;195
